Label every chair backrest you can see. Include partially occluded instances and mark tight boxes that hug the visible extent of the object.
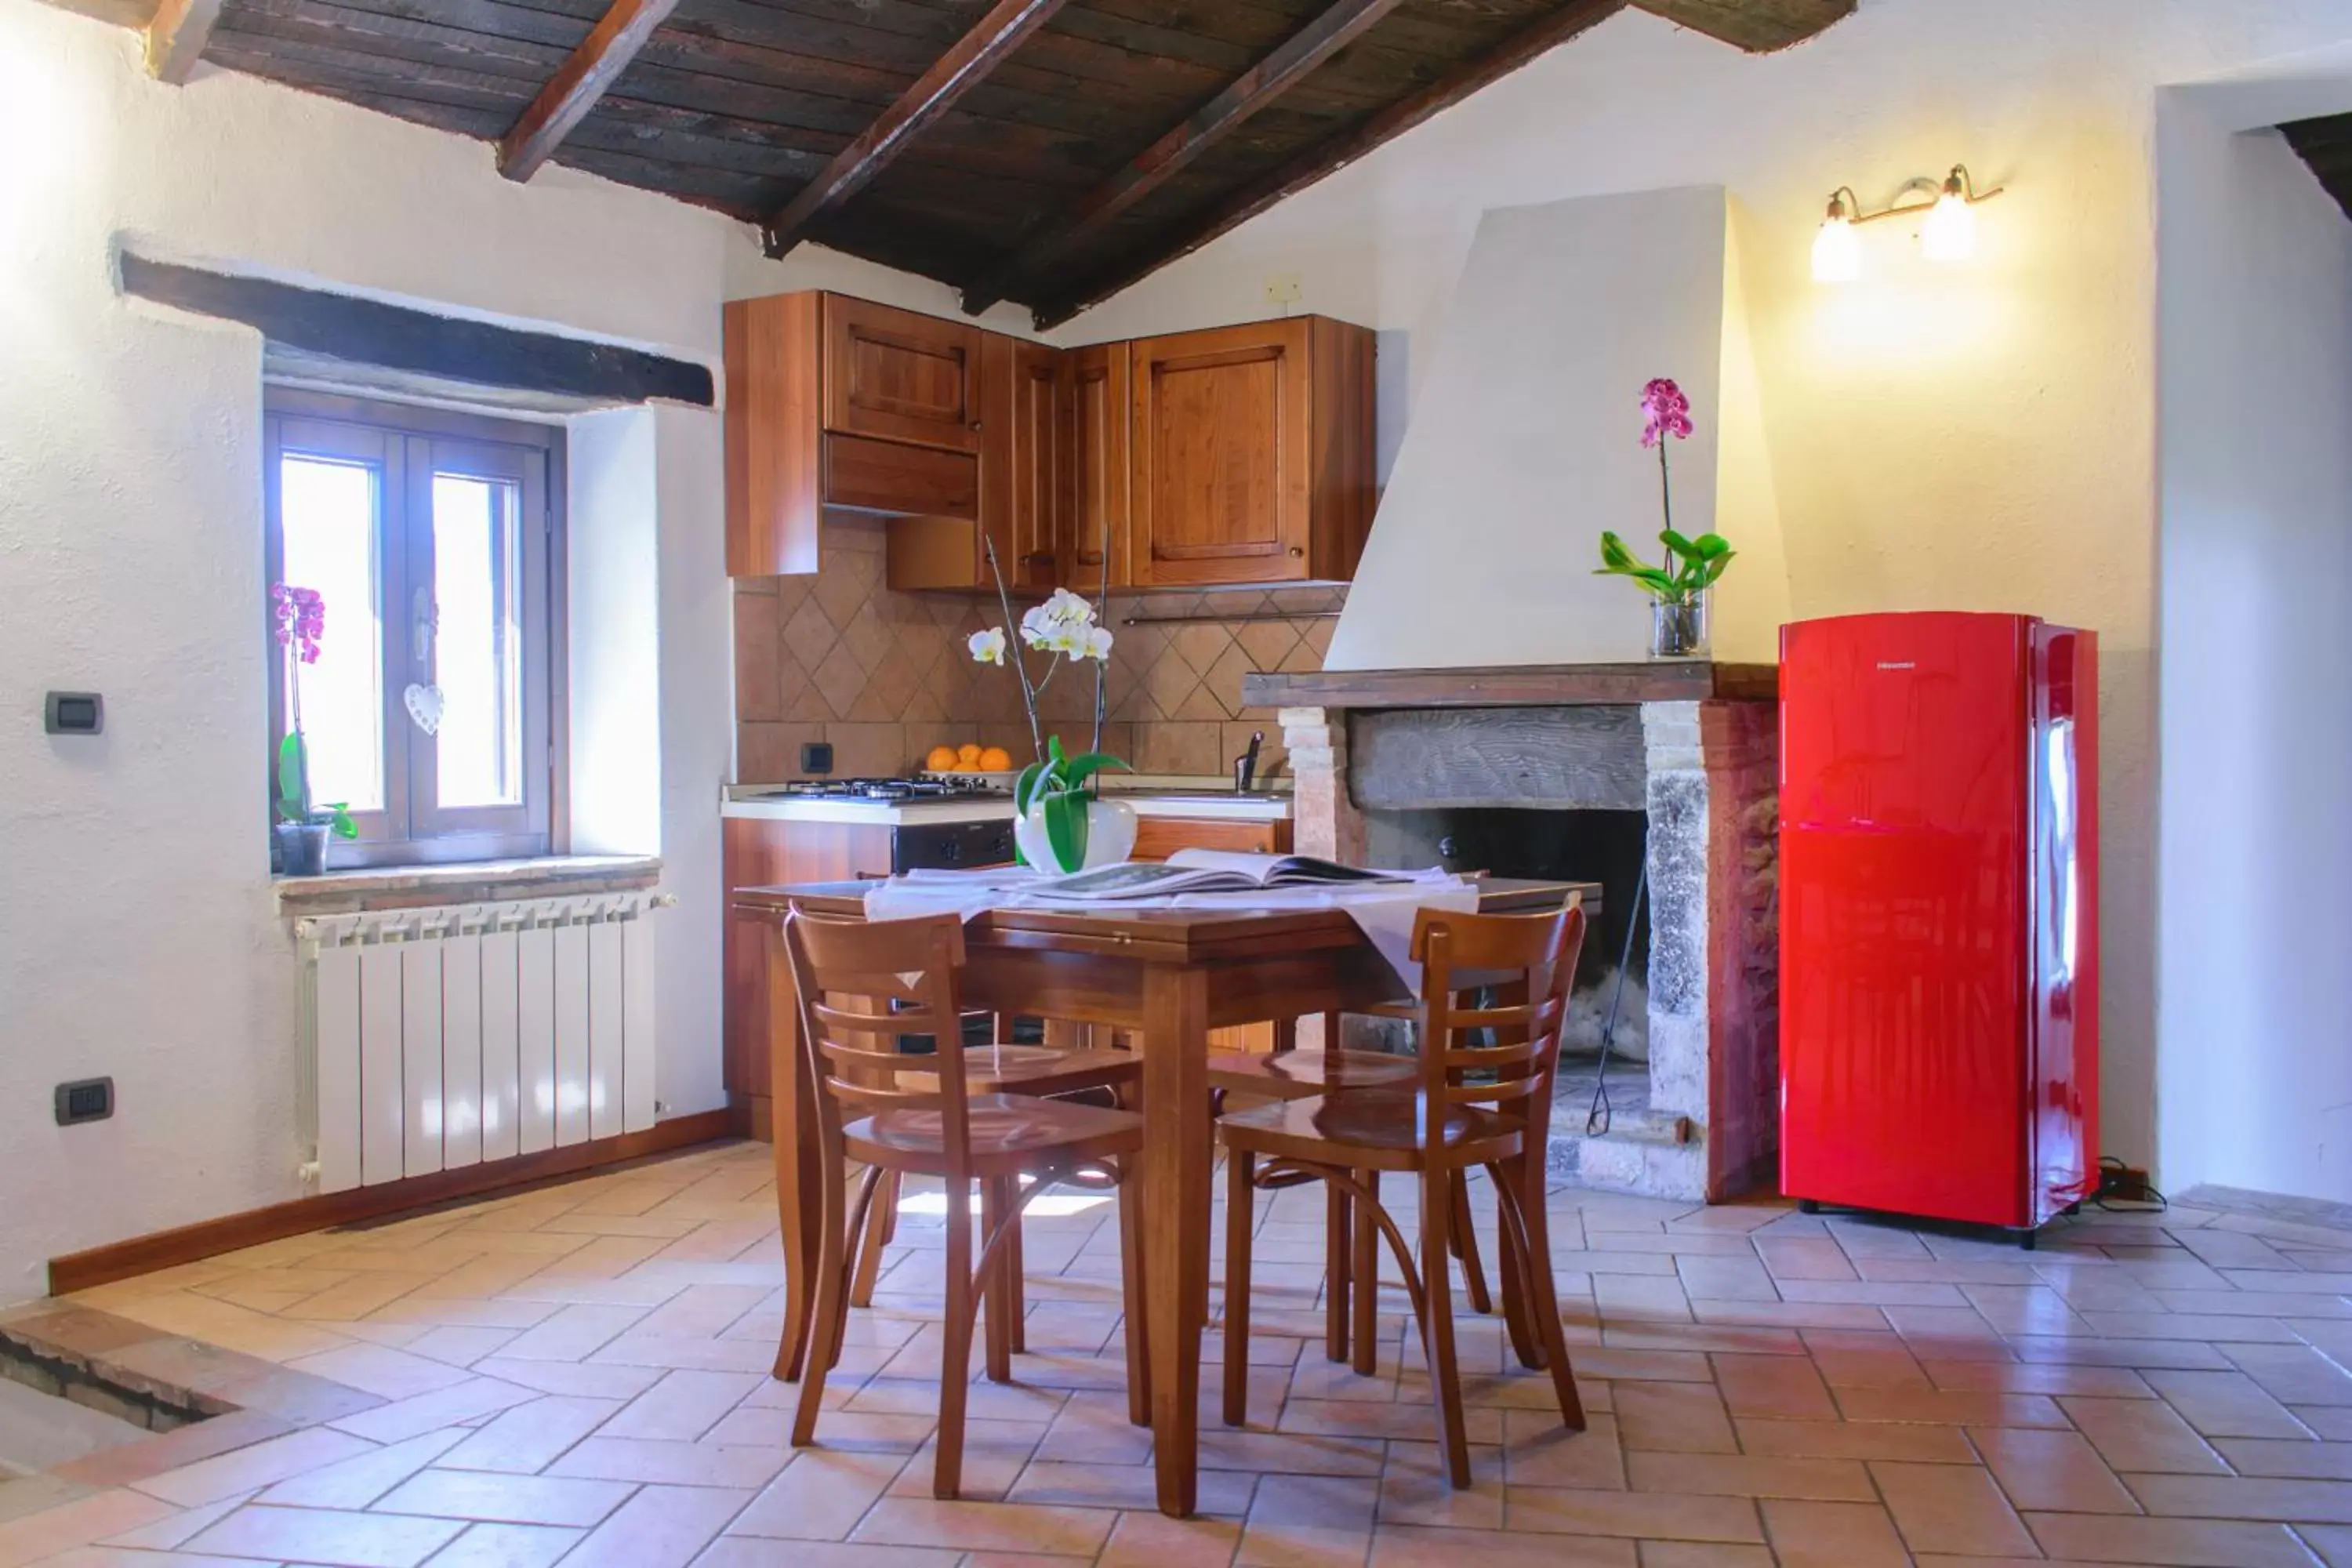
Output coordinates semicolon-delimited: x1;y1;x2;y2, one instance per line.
783;909;975;1170
1410;900;1588;1129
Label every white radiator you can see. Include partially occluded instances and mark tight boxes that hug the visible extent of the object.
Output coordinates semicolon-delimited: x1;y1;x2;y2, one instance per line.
294;894;670;1193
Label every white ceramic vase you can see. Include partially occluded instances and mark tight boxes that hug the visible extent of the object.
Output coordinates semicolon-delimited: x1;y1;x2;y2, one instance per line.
1016;796;1138;873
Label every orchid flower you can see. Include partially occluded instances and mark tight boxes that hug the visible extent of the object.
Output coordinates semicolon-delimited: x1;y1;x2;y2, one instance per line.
1640;378;1693;449
271;583;326;665
967;626;1007;666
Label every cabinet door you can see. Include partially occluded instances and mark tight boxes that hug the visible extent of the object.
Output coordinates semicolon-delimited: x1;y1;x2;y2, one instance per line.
1065;343;1131;591
1005;340;1068;590
822;295;985;453
1131;319;1311;586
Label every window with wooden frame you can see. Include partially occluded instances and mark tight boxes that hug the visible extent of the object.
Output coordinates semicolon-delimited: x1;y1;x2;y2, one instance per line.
265;390;566;869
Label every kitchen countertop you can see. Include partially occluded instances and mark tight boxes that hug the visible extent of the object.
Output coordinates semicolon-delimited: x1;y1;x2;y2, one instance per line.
720;776;1292;826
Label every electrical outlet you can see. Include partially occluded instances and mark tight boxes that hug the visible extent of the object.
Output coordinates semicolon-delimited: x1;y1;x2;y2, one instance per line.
1263;271;1302;306
800;741;834;775
55;1077;114;1126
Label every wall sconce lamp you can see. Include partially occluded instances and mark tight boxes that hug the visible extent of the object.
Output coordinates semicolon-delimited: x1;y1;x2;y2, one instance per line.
1812;165;2005;283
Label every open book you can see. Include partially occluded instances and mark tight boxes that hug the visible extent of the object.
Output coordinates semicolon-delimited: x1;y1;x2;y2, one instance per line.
1032;849;1417;902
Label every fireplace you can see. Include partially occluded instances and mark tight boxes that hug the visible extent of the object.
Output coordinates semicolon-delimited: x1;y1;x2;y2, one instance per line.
1254;662;1780;1202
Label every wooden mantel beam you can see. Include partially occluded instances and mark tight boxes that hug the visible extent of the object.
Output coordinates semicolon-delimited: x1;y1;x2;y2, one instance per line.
146;0;225;83
499;0;684;182
1030;0;1626;328
958;0;1407;318
759;0;1072;260
1632;0;1855;54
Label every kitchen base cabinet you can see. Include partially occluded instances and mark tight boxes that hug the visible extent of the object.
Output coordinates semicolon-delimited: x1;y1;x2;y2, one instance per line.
1132;811;1295;1055
723;817;894;1136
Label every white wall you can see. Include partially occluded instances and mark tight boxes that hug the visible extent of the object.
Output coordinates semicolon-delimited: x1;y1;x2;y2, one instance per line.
1055;0;2352;1178
2157;71;2352;1201
0;2;949;1302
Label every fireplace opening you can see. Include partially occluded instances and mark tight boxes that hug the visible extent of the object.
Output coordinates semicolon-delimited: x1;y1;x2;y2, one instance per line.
1362;805;1650;1076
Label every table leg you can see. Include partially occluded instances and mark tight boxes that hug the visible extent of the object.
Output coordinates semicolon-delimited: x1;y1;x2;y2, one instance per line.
1141;964;1211;1518
768;919;825;1381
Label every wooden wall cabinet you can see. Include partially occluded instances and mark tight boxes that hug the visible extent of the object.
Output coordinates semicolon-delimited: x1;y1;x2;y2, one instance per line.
726;290;1375;593
1129;316;1375;589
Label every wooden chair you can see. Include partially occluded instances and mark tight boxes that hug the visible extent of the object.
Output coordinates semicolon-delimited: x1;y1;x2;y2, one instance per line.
783;910;1150;1499
1216;902;1588;1488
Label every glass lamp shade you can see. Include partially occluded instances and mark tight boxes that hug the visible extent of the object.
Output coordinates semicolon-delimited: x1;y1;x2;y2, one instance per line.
1922;189;1977;262
1812;215;1862;283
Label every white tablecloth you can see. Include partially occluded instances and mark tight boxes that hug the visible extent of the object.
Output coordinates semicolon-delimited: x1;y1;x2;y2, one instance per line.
862;866;1479;996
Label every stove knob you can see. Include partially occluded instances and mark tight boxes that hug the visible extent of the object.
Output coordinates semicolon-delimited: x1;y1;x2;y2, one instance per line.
942;840;963;864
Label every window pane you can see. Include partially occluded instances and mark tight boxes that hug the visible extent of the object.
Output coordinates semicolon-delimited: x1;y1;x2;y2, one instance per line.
278;456;385;812
433;472;526;808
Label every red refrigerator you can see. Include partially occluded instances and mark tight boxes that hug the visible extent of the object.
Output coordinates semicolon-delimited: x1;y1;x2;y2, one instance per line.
1779;612;2098;1243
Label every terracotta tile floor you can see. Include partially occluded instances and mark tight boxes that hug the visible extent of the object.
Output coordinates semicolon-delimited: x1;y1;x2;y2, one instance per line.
6;1142;2352;1565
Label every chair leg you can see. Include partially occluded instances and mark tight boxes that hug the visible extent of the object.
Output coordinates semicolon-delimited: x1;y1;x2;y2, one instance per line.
982;1177;1015;1385
1494;1156;1544;1370
1351;1169;1380;1377
1221;1147;1256;1428
1418;1166;1472;1489
1495;1169;1584;1431
1117;1160;1151;1427
850;1167;896;1308
792;1161;863;1446
1452;1175;1494;1316
935;1175;977;1498
1006;1189;1027;1355
1324;1178;1352;1365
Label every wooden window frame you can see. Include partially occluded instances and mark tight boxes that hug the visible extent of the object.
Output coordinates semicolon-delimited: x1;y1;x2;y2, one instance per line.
264;389;570;870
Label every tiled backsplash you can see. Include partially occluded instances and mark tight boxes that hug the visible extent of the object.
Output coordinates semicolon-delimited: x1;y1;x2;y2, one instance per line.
734;516;1340;782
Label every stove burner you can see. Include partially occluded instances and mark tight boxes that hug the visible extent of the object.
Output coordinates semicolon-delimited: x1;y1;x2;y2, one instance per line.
776;776;1010;803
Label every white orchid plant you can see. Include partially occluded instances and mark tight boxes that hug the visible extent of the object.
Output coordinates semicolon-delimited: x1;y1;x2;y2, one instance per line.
966;541;1127;869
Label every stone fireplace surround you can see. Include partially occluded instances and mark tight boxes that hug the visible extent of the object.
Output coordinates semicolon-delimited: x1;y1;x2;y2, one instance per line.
1244;662;1780;1203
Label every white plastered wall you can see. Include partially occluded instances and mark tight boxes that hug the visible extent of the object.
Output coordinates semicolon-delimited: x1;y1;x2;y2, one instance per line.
2156;50;2352;1202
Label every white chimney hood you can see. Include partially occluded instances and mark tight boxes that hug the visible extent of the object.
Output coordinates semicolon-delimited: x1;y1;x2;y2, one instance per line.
1327;185;1790;672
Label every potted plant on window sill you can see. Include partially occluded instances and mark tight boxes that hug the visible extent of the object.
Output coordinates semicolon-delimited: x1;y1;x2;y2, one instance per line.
1595;378;1735;659
271;583;358;877
965;561;1135;876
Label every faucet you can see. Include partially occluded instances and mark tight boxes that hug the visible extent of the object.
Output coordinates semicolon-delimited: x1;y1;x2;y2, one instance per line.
1233;731;1264;793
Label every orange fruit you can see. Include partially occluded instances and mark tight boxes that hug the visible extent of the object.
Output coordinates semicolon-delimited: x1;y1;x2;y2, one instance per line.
978;746;1014;772
924;745;960;773
957;743;984;768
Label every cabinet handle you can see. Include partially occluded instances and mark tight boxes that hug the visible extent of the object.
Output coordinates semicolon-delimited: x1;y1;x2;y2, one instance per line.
1288;546;1305;559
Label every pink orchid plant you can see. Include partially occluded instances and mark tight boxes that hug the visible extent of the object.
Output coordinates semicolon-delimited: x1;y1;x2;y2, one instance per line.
1597;376;1733;607
271;583;356;840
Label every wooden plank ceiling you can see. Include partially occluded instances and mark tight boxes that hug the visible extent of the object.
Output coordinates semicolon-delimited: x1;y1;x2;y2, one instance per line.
129;0;1854;325
2285;114;2352;225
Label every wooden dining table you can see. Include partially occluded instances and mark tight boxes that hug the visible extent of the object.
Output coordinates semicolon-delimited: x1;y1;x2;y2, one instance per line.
732;875;1595;1517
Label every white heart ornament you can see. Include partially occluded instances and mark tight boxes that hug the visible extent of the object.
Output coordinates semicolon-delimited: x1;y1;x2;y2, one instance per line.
404;682;445;735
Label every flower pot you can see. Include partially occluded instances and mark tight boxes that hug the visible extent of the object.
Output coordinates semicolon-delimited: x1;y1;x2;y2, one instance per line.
1650;593;1711;659
275;821;333;877
1015;796;1138;874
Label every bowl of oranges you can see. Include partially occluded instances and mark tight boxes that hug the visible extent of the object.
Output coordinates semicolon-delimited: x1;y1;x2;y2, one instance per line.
924;742;1017;782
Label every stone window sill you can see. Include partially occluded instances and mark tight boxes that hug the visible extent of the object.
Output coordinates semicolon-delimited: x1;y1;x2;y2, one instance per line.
274;855;662;917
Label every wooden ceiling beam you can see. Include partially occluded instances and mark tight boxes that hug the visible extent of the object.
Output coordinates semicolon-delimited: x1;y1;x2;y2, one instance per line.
1029;0;1627;328
758;0;1073;260
1632;0;1855;54
958;0;1410;318
146;0;225;83
499;0;685;182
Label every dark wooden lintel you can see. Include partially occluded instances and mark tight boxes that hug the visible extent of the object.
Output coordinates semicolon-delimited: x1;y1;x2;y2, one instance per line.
760;0;1073;260
1243;660;1778;710
499;0;686;182
146;0;226;82
120;254;714;408
1033;0;1628;327
959;0;1409;317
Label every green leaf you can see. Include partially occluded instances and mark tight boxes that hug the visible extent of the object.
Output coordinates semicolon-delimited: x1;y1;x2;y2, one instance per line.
1700;550;1737;588
1013;761;1045;815
1043;789;1087;871
1659;528;1700;562
1598;532;1639;571
321;804;359;840
276;732;308;817
1693;533;1732;559
1061;751;1131;793
1047;733;1068;767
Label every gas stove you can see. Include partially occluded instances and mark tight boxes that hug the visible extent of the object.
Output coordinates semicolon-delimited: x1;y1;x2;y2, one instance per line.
772;776;1011;803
